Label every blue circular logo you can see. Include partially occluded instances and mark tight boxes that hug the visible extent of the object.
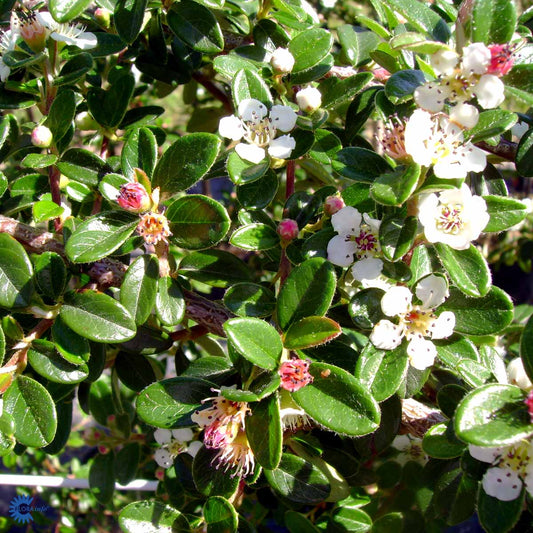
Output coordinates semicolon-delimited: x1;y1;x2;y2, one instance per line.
9;495;34;524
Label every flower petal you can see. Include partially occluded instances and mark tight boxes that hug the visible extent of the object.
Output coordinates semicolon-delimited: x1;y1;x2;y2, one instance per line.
331;206;362;235
154;428;172;445
474;75;505;109
407;336;436;370
381;286;412;317
462;43;491;75
186;440;203;458
154;448;173;468
238;99;267;122
352;256;383;283
219;115;245;141
413;83;449;113
469;444;503;463
235;143;266;164
270;105;298;132
415;274;448;309
268;134;296;159
370;320;404;350
430;311;455;339
327;234;357;267
172;428;194;442
482;466;522;501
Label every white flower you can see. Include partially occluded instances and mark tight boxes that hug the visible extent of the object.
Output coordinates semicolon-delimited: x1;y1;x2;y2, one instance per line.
35;12;97;50
218;98;297;164
473;74;505;109
507;358;533;391
279;389;312;431
392;435;428;465
431;49;459;76
449;102;479;129
351;256;384;286
462;43;491;74
404;109;486;179
270;48;295;74
417;184;490;250
0;30;18;82
469;442;533;501
153;428;198;469
296;87;322;113
370;275;455;369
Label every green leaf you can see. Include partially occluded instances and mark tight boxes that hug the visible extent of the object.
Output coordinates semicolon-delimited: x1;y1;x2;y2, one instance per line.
283;316;341;350
57;148;112;188
246;394;282;470
337;24;382;67
422;422;466;459
379;216;418;261
371;164;421;206
87;74;135;129
237;169;279;209
45;89;76;145
65;211;138;263
483;195;527;231
114;0;148;44
224;317;282;371
167;195;230;250
285;511;321;533
51;315;91;365
345;87;382;141
467;109;517;143
60;290;136;343
434;334;479;370
0;233;34;308
121;127;158;179
516;127;533;177
333;147;393;183
33;200;64;223
231;69;273;109
309;130;342;165
49;0;92;22
167;0;224;53
277;258;336;331
137;377;215;428
89;452;115;504
193;445;240;497
53;53;93;86
21;153;58;169
223;283;275;317
0;87;36;109
478;486;524;533
385;70;426;104
520;314;533;383
28;340;89;384
155;277;185;326
264;453;330;504
115;443;140;485
120;255;158;325
320;73;373;110
203;497;238;533
354;342;408;402
4;375;57;447
227;151;270;185
289;27;333;75
292;362;380;436
349;288;386;330
434;243;491;297
179;250;252;288
230;223;280;251
153;134;221;194
461;0;517;44
439;286;513;335
115;352;157;391
119;500;189;532
455;383;533;446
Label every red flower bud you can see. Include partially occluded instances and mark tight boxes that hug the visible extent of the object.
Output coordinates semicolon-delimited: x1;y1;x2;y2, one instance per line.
324;195;345;216
487;44;514;76
117;182;151;213
277;219;299;241
279;359;313;392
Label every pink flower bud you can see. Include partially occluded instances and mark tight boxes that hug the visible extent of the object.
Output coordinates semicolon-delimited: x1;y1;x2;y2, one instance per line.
98;445;109;455
117;182;151;213
107;414;116;424
155;467;166;480
487;44;514;76
279;359;313;392
373;67;391;82
277;219;299;241
31;125;53;148
94;7;111;28
93;430;102;440
324;195;345;216
526;390;533;423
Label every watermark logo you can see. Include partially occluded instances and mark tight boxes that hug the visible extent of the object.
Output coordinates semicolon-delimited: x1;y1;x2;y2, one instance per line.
8;495;49;524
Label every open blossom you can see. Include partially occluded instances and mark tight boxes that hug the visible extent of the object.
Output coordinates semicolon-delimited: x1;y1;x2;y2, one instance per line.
0;29;18;82
470;442;533;501
153;428;201;469
507;358;533;391
136;212;171;245
279;390;312;431
404;109;486;179
370;275;455;370
279;358;313;392
191;392;254;478
392;435;428;466
417;184;489;250
380;115;410;162
219;98;297;164
327;206;383;285
414;42;505;112
34;11;97;49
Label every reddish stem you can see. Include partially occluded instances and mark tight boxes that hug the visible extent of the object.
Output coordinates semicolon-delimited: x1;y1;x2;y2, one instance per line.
285;160;295;200
192;72;233;113
48;165;62;232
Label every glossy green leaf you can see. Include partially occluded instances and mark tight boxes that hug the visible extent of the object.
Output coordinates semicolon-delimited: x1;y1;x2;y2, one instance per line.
45;89;76;145
285;511;321;533
167;195;230;250
53;53;93;86
434;243;491;297
292;362;380;436
120;255;158;325
434;335;479;370
467;109;517;143
439;286;513;335
423;422;466;459
60;290;136;343
89;452;115;504
193;445;240;497
153;134;221;194
33;200;64;223
115;443;140;485
3;375;57;447
223;283;275;317
333;147;393;183
51;316;90;365
167;0;224;53
277;258;336;331
155;277;185;326
121;127;158;179
379;216;418;261
320;73;373;110
231;68;273;109
385;70;426;104
57;148;112;187
461;0;517;44
264;453;330;504
246;394;282;470
327;508;372;533
371;164;421;206
65;211;138;263
137;377;215;428
119;500;189;532
520;314;533;383
516;127;533;178
337;24;382;67
21;153;58;169
230;223;279;251
283;316;341;350
483;195;527;231
49;0;92;22
203;497;238;533
114;0;148;44
224;317;282;371
289;27;333;74
455;383;533;446
0;233;34;308
478;486;524;533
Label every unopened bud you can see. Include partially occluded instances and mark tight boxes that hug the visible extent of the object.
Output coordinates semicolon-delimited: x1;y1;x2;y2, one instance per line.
117;182;152;213
155;467;166;480
324;195;345;216
487;43;514;76
98;445;110;455
31;125;53;148
75;111;98;131
296;87;322;113
94;7;111;28
270;48;295;74
277;219;299;241
107;414;116;425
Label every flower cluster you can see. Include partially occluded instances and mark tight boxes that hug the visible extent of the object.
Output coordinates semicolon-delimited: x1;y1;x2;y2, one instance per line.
153;428;202;469
470;442;533;501
219;98;297;164
191;392;254;478
279;358;314;392
370;275;455;370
